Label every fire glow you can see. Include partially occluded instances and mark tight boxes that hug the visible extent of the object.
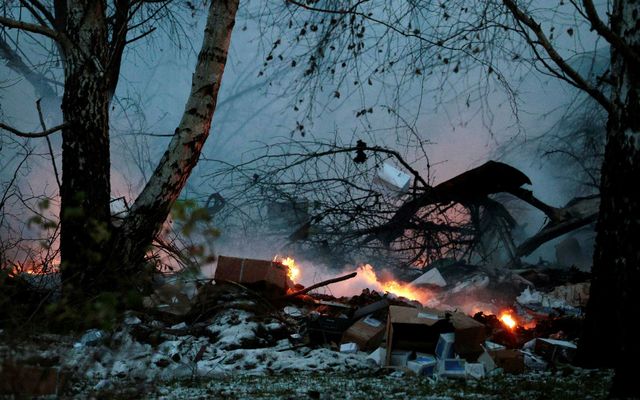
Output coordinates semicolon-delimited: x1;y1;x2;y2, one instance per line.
358;264;430;304
8;259;59;277
273;257;431;304
274;256;300;281
499;311;517;330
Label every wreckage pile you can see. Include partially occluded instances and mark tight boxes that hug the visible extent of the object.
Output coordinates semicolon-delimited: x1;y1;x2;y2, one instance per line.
210;255;589;377
0;255;592;397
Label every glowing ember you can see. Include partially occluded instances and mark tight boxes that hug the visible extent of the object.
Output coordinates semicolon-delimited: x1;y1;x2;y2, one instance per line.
274;256;300;282
499;311;517;330
358;264;430;304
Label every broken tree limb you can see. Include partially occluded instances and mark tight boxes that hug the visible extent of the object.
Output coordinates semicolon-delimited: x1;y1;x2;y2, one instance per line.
516;213;597;257
516;195;600;257
507;187;564;222
281;272;357;298
357;160;532;246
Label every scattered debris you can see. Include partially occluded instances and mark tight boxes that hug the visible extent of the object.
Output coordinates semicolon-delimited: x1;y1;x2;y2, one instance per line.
373;162;412;194
411;267;447;287
341;316;385;351
0;250;596;395
214;256;292;292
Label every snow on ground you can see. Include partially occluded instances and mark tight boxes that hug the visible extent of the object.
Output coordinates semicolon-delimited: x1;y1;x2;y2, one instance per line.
1;306;372;394
0;307;613;399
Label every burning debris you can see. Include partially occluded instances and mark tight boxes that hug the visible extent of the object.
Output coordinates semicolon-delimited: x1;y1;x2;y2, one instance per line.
1;252;594;397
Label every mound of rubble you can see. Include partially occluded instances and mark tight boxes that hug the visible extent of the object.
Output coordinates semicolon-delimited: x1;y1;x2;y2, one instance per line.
1;255;593;397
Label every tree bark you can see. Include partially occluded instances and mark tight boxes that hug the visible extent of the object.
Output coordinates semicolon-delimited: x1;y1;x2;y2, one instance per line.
111;0;239;275
58;1;114;299
577;1;640;397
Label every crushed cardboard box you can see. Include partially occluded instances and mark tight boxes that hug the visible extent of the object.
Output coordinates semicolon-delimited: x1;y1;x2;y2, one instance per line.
449;312;487;360
488;349;524;374
215;255;292;290
384;306;448;366
341;316;385;351
533;338;577;364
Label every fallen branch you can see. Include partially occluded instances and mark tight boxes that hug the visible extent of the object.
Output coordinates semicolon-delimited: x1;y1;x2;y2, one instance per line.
282;272;357;299
516;195;600;257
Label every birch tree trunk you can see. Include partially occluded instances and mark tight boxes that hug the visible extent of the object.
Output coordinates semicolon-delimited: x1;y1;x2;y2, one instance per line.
57;0;239;301
577;1;640;397
109;0;239;276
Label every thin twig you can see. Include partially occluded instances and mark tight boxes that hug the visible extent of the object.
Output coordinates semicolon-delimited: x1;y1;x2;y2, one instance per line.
36;99;61;190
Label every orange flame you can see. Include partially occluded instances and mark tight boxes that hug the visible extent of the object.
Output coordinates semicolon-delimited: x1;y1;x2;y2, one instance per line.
499;311;517;330
358;264;430;304
274;255;300;282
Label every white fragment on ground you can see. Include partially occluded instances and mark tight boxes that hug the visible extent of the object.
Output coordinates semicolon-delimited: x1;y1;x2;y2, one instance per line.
55;307;372;386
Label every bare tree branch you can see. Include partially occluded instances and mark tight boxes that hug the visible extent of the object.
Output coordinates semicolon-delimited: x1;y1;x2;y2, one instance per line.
286;0;441;46
582;0;640;69
125;26;156;45
501;0;613;113
36;99;61;190
281;272;357;298
106;0;131;98
18;0;52;29
24;0;57;27
0;35;58;100
0;15;59;41
0;121;66;138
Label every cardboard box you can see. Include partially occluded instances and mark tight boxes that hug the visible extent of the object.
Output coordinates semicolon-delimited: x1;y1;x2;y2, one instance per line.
484;341;506;351
477;349;497;372
215;255;291;290
390;350;412;367
353;299;390;320
373;162;411;193
523;351;548;370
534;338;577;364
384;306;448;366
465;362;486;379
340;342;358;353
488;349;524;374
307;315;353;344
450;312;487;359
367;347;385;366
407;354;437;376
341;316;385;351
435;332;456;359
437;358;466;378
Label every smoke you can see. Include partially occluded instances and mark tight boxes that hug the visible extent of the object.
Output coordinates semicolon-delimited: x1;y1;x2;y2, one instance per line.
0;2;606;271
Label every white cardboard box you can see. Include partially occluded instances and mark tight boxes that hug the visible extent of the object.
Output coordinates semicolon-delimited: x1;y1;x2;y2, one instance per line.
373;162;411;194
407;353;437;376
340;342;359;353
435;332;456;359
437;358;466;378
